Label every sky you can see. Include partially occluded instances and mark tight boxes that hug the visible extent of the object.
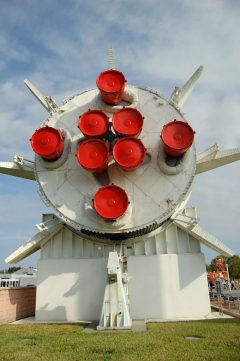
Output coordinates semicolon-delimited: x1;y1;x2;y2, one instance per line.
0;0;240;269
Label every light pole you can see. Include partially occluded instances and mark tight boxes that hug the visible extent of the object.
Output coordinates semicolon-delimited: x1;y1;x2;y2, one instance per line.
226;263;231;291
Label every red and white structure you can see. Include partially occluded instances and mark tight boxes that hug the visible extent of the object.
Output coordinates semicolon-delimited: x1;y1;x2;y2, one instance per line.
1;54;239;328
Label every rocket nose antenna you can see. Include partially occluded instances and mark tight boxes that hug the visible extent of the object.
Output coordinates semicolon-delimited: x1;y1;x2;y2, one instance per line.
108;45;115;69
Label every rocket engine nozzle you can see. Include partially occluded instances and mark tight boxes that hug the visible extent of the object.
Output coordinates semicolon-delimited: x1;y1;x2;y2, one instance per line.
30;126;64;161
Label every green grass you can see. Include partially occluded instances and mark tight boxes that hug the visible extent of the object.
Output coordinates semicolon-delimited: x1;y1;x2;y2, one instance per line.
0;319;239;361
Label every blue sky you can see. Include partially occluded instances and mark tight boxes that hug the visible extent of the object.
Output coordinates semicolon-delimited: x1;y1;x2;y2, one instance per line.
0;0;240;269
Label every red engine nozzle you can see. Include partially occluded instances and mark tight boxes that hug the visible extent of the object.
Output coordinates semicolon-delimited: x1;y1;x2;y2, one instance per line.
30;126;64;160
96;69;126;105
161;120;195;157
78;109;109;137
113;137;146;171
76;139;109;174
93;184;129;220
112;108;144;137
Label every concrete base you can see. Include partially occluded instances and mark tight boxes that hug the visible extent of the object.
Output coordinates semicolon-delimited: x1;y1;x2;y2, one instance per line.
128;253;211;320
35;253;210;322
36;258;107;321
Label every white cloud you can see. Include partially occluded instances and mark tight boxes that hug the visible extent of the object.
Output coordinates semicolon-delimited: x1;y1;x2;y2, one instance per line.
184;89;240;150
0;33;31;63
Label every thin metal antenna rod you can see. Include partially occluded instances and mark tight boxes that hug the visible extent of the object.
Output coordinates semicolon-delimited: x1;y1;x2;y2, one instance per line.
108;45;116;69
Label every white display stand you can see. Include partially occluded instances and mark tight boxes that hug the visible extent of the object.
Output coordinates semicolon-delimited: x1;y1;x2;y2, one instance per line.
33;220;211;322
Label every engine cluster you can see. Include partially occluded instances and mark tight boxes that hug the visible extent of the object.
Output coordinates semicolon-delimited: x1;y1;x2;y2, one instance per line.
30;69;196;237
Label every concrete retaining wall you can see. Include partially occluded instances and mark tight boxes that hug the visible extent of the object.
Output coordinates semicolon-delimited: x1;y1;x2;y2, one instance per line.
0;287;36;323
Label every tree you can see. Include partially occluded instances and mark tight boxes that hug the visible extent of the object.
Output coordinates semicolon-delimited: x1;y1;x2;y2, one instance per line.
6;266;21;274
225;255;240;279
210;256;227;272
206;264;214;272
209;255;240;280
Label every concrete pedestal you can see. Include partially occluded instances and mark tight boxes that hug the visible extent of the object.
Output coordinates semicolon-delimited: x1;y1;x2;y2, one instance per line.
36;253;210;321
128;253;210;320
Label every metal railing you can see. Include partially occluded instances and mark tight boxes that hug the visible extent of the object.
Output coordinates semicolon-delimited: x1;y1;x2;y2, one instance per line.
209;290;240;316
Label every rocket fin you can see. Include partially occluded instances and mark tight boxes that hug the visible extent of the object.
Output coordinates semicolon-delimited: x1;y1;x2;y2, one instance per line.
172;208;235;257
0;158;35;180
196;145;240;174
5;217;63;263
24;79;59;114
169;66;203;108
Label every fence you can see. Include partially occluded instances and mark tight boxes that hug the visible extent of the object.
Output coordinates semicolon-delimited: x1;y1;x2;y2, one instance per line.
210;291;240;317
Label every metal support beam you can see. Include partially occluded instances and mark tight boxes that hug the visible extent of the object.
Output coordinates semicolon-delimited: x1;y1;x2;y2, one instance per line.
196;144;240;174
172;209;234;257
5;217;63;263
24;79;59;113
97;252;132;330
0;156;35;180
169;66;203;108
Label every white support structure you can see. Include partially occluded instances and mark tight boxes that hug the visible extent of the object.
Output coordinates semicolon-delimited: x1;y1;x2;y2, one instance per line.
172;208;234;257
0;156;35;180
196;144;240;174
5;212;214;322
97;252;131;330
24;79;59;113
169;66;203;108
5;217;63;263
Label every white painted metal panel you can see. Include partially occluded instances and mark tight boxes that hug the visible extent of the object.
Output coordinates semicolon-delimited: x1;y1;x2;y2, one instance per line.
34;87;196;237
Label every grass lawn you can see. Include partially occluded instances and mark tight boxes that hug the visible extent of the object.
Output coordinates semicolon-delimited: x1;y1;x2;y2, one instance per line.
0;319;239;361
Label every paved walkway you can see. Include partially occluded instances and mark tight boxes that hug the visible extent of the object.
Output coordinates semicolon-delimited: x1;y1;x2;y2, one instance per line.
205;311;233;319
10;313;232;327
83;320;147;333
11;317;86;324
